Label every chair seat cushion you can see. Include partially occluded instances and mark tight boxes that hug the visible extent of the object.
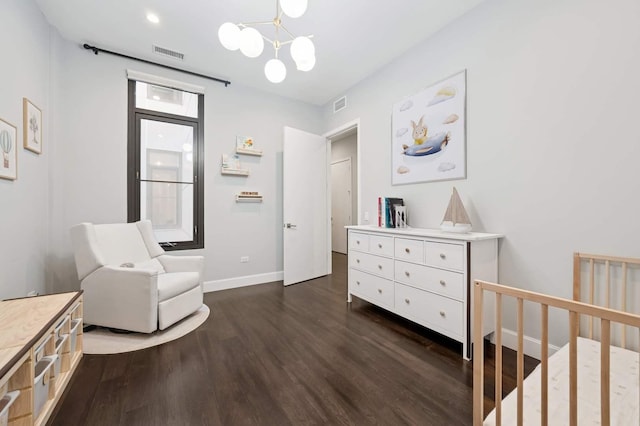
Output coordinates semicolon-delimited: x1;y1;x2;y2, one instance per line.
157;272;200;302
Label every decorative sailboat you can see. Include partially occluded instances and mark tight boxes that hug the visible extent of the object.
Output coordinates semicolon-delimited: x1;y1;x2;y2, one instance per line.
440;187;472;233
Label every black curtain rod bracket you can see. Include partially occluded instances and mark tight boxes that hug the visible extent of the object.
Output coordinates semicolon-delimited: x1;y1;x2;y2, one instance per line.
83;43;231;87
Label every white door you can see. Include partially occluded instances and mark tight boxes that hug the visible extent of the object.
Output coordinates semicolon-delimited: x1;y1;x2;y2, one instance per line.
331;158;352;254
283;126;329;286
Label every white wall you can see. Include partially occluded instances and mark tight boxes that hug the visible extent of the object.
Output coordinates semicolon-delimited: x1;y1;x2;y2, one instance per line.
0;0;52;299
331;134;358;226
323;0;640;348
47;37;323;293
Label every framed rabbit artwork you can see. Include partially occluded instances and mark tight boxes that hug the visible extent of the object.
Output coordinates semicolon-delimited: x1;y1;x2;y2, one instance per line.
391;70;466;185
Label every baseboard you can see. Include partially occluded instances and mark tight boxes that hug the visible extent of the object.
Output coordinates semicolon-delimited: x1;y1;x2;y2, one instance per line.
492;328;562;360
203;271;283;292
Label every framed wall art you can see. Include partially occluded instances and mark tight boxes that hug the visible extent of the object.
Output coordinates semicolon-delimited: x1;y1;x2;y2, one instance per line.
23;98;42;154
0;118;18;181
391;70;466;185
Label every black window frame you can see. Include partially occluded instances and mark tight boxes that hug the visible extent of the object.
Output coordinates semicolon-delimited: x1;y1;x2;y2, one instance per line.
127;80;204;250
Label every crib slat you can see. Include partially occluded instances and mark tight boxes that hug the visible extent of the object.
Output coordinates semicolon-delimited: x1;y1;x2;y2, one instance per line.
473;282;484;426
601;319;611;426
605;260;610;309
495;293;502;426
622;262;627;349
570;311;578;426
589;259;595;339
541;304;549;426
517;298;524;426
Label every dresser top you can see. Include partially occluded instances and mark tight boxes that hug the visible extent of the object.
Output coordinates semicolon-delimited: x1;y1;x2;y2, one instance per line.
346;225;503;242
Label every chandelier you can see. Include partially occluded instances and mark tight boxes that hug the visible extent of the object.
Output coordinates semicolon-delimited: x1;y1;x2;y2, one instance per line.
218;0;315;83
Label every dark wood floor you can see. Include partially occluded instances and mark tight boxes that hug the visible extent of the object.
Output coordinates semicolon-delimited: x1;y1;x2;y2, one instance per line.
49;253;536;425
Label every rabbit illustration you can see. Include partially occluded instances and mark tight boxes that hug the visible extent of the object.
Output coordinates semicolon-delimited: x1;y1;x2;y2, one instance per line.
411;116;428;145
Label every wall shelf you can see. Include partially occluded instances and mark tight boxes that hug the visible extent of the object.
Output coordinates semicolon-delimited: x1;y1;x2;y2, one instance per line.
236;147;263;157
236;195;263;203
221;168;249;176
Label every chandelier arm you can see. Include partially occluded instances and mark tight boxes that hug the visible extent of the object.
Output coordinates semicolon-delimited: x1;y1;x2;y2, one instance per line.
238;20;274;27
279;24;297;40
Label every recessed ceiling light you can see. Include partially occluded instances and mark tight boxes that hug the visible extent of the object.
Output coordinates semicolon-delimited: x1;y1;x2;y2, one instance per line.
146;13;160;24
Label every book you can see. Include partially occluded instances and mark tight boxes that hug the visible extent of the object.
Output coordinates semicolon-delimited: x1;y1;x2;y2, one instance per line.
378;197;404;228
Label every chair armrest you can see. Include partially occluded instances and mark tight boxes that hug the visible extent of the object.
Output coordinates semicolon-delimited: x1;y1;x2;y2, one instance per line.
81;265;159;333
157;255;204;276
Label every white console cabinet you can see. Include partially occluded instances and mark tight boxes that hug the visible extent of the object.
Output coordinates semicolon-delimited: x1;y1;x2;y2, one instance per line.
346;225;502;360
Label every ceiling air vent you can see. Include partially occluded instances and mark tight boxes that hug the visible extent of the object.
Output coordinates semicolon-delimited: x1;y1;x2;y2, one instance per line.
152;45;184;61
333;96;347;113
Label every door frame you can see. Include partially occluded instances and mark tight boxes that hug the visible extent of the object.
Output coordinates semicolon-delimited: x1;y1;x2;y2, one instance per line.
323;118;361;275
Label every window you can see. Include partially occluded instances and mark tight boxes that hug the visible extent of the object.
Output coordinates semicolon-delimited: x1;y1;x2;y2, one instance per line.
128;80;204;250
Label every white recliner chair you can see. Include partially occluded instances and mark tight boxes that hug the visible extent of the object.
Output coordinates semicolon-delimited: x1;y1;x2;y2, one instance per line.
70;220;204;333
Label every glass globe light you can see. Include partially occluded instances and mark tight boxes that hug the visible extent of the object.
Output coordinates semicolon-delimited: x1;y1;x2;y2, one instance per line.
239;27;264;58
218;22;241;51
279;0;308;18
290;36;315;63
265;58;287;83
296;55;315;72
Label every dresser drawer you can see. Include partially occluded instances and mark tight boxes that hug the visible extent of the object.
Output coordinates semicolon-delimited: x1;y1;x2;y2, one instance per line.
349;232;369;252
424;241;464;271
394;238;424;263
349;251;394;280
350;269;394;309
394;283;464;339
394;261;465;301
369;235;394;257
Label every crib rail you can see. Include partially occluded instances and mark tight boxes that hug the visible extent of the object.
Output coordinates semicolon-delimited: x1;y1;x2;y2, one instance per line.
473;279;640;426
574;252;640;349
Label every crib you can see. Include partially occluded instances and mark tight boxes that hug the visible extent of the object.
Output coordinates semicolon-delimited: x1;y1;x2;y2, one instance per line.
473;252;640;426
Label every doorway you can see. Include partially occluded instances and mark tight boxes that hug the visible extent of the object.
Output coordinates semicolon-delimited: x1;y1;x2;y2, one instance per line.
326;120;359;258
330;130;358;254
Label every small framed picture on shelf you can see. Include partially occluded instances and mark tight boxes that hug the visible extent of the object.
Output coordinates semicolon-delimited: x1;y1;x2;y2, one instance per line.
236;136;254;150
236;135;262;156
23;98;42;154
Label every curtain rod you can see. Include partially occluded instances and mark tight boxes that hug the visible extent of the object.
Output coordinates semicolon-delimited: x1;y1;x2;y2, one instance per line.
83;44;231;87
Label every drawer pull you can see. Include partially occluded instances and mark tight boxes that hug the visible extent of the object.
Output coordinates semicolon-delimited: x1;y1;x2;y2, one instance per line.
404;271;410;277
378;243;382;248
440;280;446;286
377;289;382;294
405;248;410;254
356;240;360;244
404;298;410;304
356;259;360;263
356;281;360;286
378;264;382;270
439;311;446;317
440;253;446;259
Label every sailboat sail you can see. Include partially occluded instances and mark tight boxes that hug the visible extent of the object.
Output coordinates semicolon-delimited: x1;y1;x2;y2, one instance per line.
441;187;471;232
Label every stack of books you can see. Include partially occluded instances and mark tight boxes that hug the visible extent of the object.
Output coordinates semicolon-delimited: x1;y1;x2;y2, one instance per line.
377;197;404;228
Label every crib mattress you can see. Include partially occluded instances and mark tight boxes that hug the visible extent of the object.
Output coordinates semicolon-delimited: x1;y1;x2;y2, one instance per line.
484;337;639;425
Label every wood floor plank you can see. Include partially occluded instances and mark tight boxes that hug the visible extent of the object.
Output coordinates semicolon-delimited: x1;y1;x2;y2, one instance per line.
48;253;535;425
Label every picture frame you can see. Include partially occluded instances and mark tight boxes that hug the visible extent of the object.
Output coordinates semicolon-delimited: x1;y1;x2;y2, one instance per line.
23;98;42;154
391;70;466;185
0;117;18;181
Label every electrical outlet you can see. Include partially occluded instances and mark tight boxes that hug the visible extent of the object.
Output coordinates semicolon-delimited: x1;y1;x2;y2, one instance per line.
240;256;249;263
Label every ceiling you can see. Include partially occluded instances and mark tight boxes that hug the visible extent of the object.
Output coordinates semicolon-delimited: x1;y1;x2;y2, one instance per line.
36;0;484;106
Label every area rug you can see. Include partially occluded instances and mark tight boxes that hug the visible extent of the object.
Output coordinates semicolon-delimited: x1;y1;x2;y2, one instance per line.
82;304;210;355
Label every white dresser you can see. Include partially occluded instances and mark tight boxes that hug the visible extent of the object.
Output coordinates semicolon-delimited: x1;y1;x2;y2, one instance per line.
346;225;502;360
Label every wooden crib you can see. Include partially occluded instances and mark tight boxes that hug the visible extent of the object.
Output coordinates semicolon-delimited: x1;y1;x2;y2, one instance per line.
473;253;640;426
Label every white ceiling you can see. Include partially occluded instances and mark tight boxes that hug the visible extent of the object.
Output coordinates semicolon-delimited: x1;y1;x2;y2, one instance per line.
36;0;484;106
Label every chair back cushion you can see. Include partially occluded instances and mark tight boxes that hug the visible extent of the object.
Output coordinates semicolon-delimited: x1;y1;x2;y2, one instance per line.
70;220;165;280
93;223;153;267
